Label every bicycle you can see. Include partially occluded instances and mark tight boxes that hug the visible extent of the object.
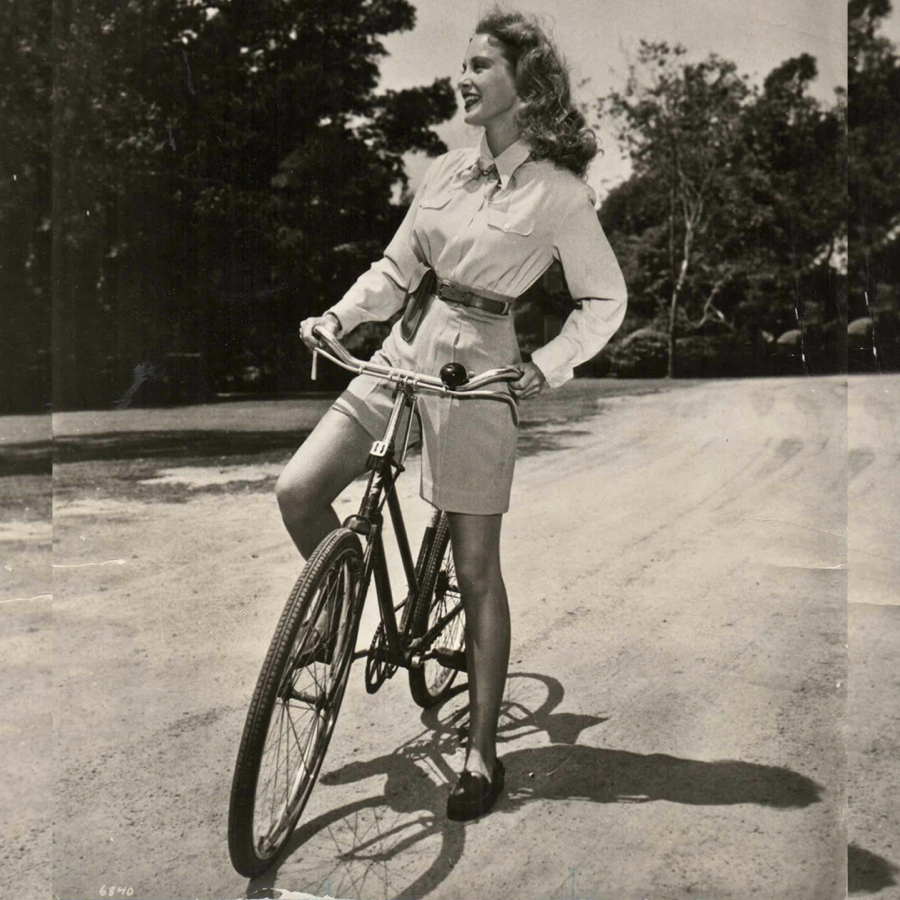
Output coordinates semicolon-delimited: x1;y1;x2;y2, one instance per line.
227;327;522;878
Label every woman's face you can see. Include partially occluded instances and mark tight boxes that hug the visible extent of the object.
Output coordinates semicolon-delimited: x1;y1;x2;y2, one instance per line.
458;34;520;130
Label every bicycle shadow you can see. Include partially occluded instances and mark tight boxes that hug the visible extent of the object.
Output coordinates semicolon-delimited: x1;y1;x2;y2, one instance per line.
246;671;823;900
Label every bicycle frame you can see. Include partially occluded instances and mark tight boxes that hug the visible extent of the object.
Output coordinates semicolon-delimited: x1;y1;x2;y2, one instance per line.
344;379;440;672
310;328;521;675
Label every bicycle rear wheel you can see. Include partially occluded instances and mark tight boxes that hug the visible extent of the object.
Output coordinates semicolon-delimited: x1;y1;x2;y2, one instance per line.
408;514;466;708
228;528;363;878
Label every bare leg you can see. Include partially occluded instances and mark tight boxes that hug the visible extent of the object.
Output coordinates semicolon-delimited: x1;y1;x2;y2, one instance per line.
275;409;375;641
275;408;374;558
447;512;510;780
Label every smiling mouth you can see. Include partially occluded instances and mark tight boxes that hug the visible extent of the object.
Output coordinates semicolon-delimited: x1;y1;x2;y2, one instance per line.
462;94;481;111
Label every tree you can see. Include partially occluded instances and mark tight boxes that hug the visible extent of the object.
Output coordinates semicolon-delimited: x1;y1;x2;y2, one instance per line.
849;0;900;369
41;0;455;407
602;42;751;376
599;44;846;376
0;0;52;412
717;53;847;373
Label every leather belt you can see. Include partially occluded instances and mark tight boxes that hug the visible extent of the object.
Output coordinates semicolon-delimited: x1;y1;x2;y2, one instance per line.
437;280;511;316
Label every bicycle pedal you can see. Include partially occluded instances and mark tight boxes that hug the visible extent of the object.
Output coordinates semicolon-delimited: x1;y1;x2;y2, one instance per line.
432;649;467;672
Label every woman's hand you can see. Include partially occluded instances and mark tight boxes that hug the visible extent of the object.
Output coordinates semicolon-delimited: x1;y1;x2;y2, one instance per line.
299;312;342;352
509;361;546;401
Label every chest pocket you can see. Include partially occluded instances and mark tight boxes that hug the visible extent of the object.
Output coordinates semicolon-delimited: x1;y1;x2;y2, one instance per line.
487;206;535;236
419;191;453;210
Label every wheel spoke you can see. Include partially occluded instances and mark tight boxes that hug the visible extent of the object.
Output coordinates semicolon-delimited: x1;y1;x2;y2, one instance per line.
425;553;463;693
254;703;289;842
409;519;466;707
260;707;322;848
255;676;323;840
229;529;362;877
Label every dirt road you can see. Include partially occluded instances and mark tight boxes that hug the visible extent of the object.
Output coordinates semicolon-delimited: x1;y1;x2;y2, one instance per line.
847;376;900;897
3;375;897;899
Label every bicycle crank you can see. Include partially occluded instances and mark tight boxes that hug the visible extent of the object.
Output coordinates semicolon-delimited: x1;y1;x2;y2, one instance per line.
364;623;398;694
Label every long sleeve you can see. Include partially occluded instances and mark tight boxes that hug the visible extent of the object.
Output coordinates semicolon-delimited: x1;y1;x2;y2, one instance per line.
326;157;442;335
530;189;627;388
530;297;627;388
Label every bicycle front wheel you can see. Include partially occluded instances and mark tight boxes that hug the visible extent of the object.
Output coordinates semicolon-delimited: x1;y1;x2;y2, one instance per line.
228;528;363;878
408;514;466;708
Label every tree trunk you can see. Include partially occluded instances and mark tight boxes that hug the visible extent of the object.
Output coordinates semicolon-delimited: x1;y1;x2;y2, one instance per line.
667;255;689;379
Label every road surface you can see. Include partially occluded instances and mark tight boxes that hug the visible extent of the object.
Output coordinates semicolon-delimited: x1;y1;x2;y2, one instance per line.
2;375;897;899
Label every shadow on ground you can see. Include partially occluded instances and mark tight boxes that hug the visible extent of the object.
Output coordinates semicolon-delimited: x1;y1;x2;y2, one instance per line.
13;378;688;473
52;430;314;463
40;420;595;467
244;672;823;900
516;423;595;457
0;442;51;477
849;843;900;894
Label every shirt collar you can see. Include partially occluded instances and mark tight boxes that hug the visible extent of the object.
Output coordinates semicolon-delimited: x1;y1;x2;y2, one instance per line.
478;135;531;188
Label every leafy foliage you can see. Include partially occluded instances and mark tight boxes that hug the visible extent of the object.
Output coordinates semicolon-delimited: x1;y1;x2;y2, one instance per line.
16;0;455;408
0;0;52;411
598;41;846;376
849;0;900;369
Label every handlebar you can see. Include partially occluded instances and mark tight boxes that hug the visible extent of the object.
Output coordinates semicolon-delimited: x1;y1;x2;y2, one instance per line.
310;326;522;424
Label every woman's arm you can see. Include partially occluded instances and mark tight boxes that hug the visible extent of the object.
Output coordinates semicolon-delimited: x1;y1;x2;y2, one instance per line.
323;155;446;336
530;187;628;388
530;295;627;388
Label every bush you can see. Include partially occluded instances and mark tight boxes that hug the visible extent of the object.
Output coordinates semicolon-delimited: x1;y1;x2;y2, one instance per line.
344;320;392;360
610;327;773;378
872;297;900;371
674;333;762;377
575;350;612;378
609;328;668;377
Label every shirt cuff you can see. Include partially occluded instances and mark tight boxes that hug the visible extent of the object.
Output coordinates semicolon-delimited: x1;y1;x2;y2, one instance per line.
325;294;370;335
530;346;575;389
530;295;627;389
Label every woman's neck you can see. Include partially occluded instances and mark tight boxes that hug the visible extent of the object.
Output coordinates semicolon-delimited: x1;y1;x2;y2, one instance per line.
484;118;522;159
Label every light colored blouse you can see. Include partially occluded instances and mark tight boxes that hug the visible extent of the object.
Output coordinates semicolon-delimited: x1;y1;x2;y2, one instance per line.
328;135;627;388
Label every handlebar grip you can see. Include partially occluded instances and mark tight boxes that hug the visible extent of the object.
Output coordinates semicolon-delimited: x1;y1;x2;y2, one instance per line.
310;323;339;352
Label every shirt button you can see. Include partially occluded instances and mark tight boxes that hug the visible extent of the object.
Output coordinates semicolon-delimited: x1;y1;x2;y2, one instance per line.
503;223;510;232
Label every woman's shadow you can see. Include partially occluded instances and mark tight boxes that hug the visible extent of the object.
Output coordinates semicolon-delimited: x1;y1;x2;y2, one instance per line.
247;671;823;900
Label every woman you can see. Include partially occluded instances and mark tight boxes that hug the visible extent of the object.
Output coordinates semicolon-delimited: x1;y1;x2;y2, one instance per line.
276;8;627;820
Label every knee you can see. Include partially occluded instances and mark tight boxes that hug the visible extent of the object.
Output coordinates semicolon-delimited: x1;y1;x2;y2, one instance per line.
275;469;317;525
455;555;504;603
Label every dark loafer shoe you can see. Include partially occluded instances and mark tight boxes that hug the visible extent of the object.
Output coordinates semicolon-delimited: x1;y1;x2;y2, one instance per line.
447;758;505;821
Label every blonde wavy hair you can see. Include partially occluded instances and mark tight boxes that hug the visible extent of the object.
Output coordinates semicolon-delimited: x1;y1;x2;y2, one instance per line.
475;7;598;177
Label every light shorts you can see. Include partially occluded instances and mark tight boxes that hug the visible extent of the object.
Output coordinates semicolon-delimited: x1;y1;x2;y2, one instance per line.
332;296;520;515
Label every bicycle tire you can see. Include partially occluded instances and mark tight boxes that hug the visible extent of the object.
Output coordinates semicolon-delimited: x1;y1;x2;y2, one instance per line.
408;514;466;708
228;528;363;878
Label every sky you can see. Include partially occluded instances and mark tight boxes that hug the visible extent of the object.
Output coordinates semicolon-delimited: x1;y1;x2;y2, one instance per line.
376;0;854;199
